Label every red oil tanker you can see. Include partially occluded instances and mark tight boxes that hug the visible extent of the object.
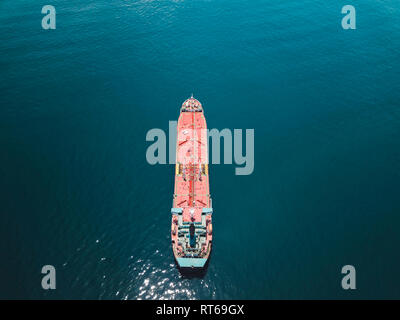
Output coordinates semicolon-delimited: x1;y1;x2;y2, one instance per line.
171;96;212;269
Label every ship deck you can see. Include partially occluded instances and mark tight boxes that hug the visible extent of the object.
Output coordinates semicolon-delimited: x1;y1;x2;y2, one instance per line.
171;97;212;268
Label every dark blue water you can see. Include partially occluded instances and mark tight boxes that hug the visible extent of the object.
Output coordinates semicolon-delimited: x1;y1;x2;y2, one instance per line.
1;1;400;299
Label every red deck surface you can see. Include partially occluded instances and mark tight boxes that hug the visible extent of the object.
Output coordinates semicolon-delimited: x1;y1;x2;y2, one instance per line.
173;111;210;220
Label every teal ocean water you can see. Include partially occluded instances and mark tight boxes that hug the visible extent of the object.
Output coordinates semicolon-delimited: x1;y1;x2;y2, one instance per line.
1;1;400;299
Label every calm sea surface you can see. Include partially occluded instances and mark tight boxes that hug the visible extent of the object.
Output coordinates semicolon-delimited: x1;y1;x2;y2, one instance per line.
1;0;400;299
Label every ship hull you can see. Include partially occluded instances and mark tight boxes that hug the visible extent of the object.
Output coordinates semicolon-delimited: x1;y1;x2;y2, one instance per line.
171;97;212;269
